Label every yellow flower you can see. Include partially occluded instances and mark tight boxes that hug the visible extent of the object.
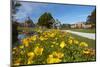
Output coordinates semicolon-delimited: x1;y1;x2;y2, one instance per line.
50;33;55;38
22;39;29;47
55;37;58;40
51;45;54;47
27;60;33;64
39;36;44;41
56;52;64;59
19;45;24;49
80;42;88;47
83;50;90;55
68;39;73;45
52;51;64;59
20;51;24;55
52;42;56;44
83;48;95;56
47;57;61;64
74;40;79;44
37;29;42;33
27;52;35;58
31;35;37;41
56;43;59;45
34;46;44;56
60;41;65;48
49;54;53;58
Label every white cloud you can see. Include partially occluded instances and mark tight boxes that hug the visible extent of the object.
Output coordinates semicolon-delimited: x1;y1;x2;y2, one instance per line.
14;2;48;22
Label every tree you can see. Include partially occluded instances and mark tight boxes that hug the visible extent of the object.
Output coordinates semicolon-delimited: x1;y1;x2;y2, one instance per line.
12;0;21;14
12;0;21;45
25;17;35;27
12;0;21;21
86;8;96;25
53;19;61;29
37;12;55;28
12;21;19;45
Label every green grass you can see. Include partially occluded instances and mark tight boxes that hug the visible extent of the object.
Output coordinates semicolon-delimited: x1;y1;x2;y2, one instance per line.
17;27;35;32
69;33;96;49
70;29;96;33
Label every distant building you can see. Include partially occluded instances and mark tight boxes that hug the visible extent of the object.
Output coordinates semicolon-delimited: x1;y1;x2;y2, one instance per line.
71;22;92;29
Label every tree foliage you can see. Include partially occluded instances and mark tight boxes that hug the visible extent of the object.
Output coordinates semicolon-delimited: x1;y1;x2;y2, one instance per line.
25;17;35;27
37;12;55;28
53;19;61;29
86;8;96;24
12;0;21;45
12;0;21;14
25;17;33;24
12;21;19;45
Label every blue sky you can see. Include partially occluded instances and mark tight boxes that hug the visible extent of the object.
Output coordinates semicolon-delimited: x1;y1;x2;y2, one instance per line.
15;2;95;24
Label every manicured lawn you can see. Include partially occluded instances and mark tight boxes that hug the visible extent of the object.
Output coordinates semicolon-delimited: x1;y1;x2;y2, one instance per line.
70;29;96;33
69;33;96;49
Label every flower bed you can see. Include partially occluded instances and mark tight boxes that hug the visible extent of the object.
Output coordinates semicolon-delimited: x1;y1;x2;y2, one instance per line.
12;29;95;66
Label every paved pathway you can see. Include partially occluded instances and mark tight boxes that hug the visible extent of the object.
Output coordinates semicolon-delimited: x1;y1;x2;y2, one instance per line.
63;30;95;40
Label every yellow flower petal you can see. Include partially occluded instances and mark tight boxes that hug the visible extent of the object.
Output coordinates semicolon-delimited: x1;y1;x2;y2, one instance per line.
51;45;54;47
68;39;73;45
27;52;35;58
27;60;33;64
31;35;37;41
34;47;44;56
47;57;61;64
80;42;88;47
74;40;79;44
60;41;65;48
19;45;24;49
